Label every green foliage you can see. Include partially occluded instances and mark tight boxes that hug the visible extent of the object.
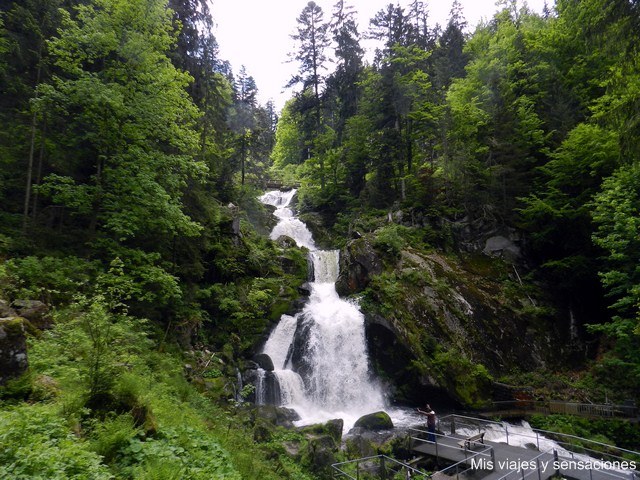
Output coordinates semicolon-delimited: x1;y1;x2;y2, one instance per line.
0;404;113;480
432;349;493;408
372;224;410;258
120;427;241;480
1;256;100;304
89;413;140;463
528;414;640;455
592;162;640;327
271;99;304;169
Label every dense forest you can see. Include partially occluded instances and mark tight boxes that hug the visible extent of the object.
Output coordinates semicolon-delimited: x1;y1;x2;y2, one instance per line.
275;0;640;402
0;0;639;478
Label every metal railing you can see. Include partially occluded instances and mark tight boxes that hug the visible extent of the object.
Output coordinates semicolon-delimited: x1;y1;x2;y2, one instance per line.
488;400;638;420
409;426;495;462
332;454;430;479
333;415;640;480
439;414;640;463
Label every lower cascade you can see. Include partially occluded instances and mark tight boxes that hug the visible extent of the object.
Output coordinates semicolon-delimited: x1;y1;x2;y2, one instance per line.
258;189;386;429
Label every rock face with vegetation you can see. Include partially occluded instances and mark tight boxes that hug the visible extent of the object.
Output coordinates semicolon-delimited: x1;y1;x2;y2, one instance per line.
334;225;565;407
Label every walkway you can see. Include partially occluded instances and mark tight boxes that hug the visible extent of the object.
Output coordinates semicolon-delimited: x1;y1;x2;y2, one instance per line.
411;415;638;480
485;400;638;422
333;415;640;480
413;432;610;480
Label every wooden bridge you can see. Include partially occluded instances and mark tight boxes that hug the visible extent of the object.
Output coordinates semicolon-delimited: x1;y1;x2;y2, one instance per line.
332;414;640;480
254;180;300;190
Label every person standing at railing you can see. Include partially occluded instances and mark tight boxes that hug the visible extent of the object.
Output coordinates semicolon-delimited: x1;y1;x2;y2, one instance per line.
417;404;437;442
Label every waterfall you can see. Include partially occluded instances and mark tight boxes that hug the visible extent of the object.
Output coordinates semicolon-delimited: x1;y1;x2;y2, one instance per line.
259;189;386;429
255;368;266;405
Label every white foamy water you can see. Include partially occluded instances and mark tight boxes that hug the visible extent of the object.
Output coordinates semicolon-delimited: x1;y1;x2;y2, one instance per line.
260;190;315;250
258;190;388;431
453;419;636;475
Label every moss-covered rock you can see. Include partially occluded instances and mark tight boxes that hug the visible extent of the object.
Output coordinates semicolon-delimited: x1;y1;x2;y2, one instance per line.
353;411;394;431
299;418;344;444
0;317;28;386
336;237;382;296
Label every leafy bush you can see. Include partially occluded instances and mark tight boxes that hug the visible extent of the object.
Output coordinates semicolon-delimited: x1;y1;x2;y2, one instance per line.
0;404;113;479
432;349;493;408
89;413;140;463
0;255;100;304
373;224;409;258
120;427;241;480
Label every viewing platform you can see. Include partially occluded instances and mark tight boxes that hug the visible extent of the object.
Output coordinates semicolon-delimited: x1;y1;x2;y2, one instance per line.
332;414;640;480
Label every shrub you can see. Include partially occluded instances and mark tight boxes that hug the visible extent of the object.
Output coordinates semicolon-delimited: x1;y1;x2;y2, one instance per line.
0;255;100;304
372;224;409;258
0;404;112;479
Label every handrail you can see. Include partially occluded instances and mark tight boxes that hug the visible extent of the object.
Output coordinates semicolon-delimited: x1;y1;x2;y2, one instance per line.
439;414;640;462
529;426;640;459
488;400;637;419
331;454;430;479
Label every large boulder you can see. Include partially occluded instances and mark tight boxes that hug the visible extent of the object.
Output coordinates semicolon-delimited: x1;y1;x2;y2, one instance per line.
483;235;521;262
254;404;300;428
336;237;382;296
0;300;16;318
12;300;51;330
305;434;337;473
0;317;28;385
299;418;344;444
353;411;394;431
298;420;344;474
288;316;315;380
253;353;274;371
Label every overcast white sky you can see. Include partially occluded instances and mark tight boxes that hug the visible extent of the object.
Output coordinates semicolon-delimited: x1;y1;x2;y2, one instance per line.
208;0;551;111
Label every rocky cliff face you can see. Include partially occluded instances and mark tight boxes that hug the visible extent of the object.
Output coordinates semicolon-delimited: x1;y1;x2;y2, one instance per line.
336;236;566;407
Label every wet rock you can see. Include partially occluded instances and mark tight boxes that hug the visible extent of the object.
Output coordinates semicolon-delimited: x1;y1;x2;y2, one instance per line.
353;411;394;431
244;369;282;405
0;317;28;385
276;236;297;249
300;419;344;444
253;353;274;371
279;255;300;275
297;282;312;296
254;404;300;428
344;427;401;458
289;316;315;380
325;418;344;443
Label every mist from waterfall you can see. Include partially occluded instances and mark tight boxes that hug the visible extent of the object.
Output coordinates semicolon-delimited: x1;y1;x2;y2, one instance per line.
259;189;386;429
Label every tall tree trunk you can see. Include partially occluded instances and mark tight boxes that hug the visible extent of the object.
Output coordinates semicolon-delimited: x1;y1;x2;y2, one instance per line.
22;43;43;233
32;115;47;220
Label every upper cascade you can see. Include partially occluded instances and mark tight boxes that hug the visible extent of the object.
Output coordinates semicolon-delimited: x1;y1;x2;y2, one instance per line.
260;189;315;250
258;190;386;429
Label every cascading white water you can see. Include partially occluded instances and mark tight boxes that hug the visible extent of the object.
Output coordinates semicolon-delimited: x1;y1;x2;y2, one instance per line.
259;189;386;429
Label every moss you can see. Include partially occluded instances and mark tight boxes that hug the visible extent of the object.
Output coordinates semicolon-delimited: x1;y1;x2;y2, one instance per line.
0;316;25;336
432;349;493;408
353;411;394;430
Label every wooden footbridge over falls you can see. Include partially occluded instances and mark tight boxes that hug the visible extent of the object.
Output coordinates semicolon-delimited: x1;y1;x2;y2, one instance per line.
332;415;640;480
